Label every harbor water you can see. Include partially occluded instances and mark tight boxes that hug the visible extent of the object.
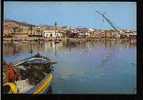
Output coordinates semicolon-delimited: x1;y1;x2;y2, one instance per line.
3;40;136;94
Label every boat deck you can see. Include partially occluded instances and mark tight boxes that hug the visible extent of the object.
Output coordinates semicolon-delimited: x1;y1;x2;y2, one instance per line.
15;79;34;93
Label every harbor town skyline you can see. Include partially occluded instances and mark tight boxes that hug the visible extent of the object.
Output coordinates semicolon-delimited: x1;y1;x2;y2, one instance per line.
4;2;136;30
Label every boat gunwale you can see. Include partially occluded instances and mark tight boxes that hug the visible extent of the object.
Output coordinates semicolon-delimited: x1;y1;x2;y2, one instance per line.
26;73;53;94
14;56;51;67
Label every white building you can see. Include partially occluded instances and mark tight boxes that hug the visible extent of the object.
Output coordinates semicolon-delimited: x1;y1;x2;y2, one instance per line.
43;30;63;38
88;28;94;32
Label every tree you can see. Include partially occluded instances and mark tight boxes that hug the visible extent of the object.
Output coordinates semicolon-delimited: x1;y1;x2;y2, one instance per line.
28;25;33;35
12;27;22;33
13;27;18;32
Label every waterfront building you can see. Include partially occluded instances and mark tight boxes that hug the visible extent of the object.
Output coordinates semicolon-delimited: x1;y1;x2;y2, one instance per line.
3;24;13;37
105;30;121;39
112;31;120;38
125;31;136;39
95;30;106;38
43;29;63;39
75;28;90;38
12;32;29;41
104;30;113;38
31;27;43;36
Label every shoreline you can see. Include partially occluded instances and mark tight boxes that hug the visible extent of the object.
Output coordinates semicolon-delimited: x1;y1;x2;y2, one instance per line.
3;38;136;45
3;37;136;41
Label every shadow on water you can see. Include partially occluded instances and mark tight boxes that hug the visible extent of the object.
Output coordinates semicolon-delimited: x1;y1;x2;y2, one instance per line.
46;86;53;94
62;39;80;52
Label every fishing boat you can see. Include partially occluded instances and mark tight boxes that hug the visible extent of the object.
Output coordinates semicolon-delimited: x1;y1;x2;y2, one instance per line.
3;53;56;94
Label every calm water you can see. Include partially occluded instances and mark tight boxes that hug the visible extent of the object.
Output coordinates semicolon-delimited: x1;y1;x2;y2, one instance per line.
3;40;136;94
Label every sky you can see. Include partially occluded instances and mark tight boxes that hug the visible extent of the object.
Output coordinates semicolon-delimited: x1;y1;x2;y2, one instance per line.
4;2;136;30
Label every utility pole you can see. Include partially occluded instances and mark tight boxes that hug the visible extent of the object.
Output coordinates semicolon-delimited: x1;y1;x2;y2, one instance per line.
54;21;57;39
54;21;57;55
30;25;33;36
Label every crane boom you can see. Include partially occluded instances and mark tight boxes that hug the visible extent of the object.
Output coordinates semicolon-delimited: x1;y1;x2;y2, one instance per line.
96;11;121;35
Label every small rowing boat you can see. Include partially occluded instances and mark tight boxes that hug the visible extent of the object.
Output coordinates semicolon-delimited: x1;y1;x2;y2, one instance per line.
3;53;56;94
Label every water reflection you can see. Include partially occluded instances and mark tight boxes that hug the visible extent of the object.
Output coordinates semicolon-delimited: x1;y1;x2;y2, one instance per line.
3;40;136;56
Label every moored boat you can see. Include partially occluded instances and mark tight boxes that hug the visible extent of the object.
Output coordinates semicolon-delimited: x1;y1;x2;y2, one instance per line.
3;53;56;94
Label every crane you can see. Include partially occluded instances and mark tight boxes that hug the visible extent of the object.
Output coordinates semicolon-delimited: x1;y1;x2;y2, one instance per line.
95;11;121;65
96;11;122;35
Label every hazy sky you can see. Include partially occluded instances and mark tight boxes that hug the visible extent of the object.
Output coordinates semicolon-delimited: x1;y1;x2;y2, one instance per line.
4;2;136;30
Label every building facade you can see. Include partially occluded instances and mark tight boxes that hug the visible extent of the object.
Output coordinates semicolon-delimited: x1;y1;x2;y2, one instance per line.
43;30;63;39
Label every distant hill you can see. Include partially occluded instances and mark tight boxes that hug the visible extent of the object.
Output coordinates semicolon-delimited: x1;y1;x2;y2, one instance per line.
4;19;36;27
3;19;38;36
